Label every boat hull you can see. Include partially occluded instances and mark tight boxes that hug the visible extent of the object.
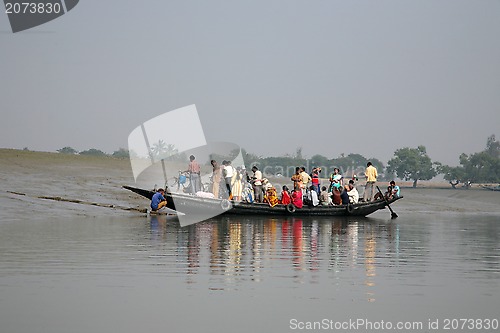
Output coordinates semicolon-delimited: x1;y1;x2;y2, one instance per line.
124;185;402;217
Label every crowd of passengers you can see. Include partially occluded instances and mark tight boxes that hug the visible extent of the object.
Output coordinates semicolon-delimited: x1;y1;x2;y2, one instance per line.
208;158;400;208
151;156;402;211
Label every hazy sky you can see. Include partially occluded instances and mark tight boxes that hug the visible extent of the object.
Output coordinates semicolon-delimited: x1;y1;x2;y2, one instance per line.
1;0;499;166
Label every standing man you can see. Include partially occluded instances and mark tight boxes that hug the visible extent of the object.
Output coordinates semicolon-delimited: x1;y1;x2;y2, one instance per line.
363;161;378;202
223;160;235;199
151;188;167;211
299;167;311;195
187;155;201;194
251;165;263;203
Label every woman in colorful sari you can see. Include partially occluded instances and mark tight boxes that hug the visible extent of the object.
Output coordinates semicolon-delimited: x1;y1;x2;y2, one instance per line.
291;189;303;208
291;167;303;191
231;167;243;201
329;168;343;192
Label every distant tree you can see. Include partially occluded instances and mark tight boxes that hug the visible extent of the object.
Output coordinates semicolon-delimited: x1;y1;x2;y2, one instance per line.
241;149;263;167
438;135;500;185
23;147;29;151
310;154;329;168
459;151;499;183
387;146;438;187
332;153;367;173
79;148;107;156
112;148;130;159
486;134;500;159
295;147;303;160
330;153;385;178
150;140;178;159
57;146;78;154
437;164;466;188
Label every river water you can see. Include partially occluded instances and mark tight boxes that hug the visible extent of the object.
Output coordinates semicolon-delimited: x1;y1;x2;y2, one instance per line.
0;188;499;333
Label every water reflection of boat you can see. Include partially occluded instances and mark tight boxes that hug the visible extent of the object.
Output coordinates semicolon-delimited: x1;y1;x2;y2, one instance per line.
124;185;402;217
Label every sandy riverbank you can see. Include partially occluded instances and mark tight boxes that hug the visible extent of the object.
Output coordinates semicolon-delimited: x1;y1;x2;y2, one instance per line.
0;149;142;221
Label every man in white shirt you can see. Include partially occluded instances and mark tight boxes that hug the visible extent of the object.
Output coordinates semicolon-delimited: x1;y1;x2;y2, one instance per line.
223;160;235;199
251;166;263;203
347;180;359;204
308;186;319;206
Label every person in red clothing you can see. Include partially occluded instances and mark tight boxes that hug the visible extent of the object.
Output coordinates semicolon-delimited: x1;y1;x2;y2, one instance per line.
291;189;303;208
311;167;321;195
280;185;291;205
332;185;342;205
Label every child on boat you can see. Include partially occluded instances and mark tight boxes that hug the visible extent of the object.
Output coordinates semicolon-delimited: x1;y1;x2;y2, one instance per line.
280;185;291;205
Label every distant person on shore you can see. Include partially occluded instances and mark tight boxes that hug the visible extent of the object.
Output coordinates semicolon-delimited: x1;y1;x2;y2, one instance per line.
390;180;401;198
363;162;378;202
151;188;167;211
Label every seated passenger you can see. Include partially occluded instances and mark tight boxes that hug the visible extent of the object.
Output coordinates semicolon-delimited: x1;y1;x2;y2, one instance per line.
280;185;291;205
291;189;303;208
307;185;319;207
340;185;350;205
374;186;392;200
347;181;359;204
262;178;273;191
319;186;330;206
332;186;342;205
390;181;401;198
385;186;393;199
265;187;280;207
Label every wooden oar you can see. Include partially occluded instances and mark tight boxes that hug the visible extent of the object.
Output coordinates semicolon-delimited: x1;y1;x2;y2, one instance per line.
376;186;398;219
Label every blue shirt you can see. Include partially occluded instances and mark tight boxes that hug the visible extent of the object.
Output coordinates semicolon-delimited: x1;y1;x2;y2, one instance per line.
393;185;401;197
340;190;349;205
151;192;166;210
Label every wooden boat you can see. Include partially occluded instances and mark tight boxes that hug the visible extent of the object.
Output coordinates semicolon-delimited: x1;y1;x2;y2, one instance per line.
123;185;402;217
481;185;500;192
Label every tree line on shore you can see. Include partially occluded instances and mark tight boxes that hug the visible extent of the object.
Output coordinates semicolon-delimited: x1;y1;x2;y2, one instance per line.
57;146;130;158
56;134;499;187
